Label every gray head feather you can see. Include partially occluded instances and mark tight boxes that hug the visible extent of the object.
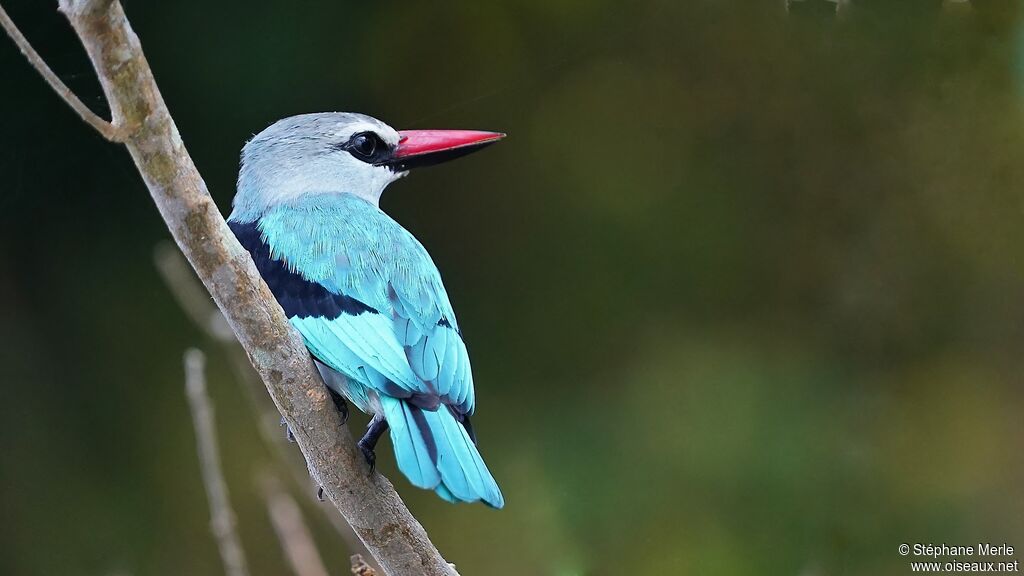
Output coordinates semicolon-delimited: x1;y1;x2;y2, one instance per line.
231;112;404;222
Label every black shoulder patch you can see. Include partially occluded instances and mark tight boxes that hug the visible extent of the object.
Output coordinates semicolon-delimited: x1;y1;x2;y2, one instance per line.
229;220;378;320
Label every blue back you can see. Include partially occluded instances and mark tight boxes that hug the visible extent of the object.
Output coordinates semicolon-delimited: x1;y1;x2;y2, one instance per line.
253;193;476;414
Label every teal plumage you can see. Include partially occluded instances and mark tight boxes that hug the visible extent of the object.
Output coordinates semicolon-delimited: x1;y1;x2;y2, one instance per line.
229;111;505;508
244;193;501;507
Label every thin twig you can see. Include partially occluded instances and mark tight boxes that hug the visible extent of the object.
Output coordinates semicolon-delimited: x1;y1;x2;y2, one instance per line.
0;3;123;141
260;471;331;576
185;349;251;576
154;243;381;573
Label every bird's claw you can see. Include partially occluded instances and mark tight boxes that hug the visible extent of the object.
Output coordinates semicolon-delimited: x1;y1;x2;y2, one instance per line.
316;486;325;501
358;442;376;475
328;389;349;425
356;415;387;476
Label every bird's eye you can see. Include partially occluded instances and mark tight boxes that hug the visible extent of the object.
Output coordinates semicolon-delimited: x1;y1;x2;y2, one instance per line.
348;132;379;160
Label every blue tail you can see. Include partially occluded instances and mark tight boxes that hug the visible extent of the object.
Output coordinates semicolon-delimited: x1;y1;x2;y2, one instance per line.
379;396;504;508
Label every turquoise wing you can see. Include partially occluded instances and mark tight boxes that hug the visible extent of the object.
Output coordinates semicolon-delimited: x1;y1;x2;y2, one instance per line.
231;194;502;507
255;193;476;414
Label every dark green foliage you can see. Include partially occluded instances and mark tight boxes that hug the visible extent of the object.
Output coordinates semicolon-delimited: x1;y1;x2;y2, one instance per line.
1;2;1023;575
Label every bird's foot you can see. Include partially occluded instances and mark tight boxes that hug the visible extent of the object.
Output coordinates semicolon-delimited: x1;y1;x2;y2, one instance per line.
316;486;325;502
327;388;349;425
357;441;376;475
357;414;389;476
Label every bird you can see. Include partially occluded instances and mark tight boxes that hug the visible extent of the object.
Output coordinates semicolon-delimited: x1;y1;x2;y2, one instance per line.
228;112;505;508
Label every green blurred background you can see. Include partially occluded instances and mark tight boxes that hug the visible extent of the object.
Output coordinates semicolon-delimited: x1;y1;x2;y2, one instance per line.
3;1;1024;574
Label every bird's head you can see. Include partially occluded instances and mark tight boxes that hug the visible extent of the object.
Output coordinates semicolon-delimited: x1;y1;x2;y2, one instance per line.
231;112;504;221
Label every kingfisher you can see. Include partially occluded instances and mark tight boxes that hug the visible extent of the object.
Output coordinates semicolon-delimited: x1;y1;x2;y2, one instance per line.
228;113;504;508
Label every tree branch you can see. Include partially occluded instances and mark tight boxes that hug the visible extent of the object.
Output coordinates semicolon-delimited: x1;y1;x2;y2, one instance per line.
0;3;124;141
185;349;251;576
1;1;459;574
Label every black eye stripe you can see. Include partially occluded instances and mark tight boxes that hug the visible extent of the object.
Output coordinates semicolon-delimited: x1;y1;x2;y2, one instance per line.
339;131;391;164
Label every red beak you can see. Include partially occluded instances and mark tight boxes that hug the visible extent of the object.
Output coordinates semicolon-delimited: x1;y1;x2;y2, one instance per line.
383;130;505;170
